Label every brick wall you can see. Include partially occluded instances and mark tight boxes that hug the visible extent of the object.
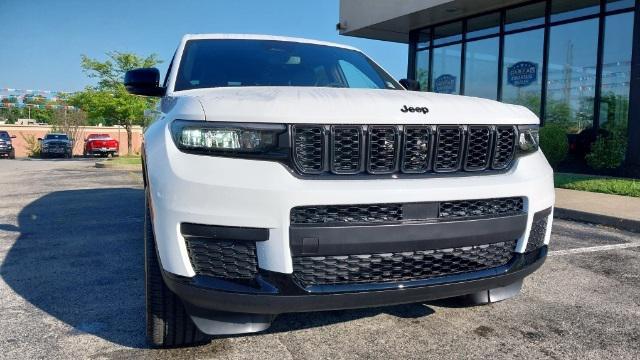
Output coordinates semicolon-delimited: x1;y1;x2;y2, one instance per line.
0;125;143;157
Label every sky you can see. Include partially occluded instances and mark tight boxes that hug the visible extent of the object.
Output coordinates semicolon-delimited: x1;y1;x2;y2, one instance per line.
0;0;408;93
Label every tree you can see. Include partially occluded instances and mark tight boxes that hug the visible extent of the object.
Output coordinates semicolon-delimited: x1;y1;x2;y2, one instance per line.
70;51;162;155
50;108;88;153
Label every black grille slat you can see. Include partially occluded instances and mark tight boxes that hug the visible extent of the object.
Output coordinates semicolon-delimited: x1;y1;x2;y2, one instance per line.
184;238;258;279
464;126;492;171
439;197;524;218
367;126;399;174
293;126;325;174
292;240;517;286
434;126;463;172
331;126;363;174
492;126;517;169
402;126;431;173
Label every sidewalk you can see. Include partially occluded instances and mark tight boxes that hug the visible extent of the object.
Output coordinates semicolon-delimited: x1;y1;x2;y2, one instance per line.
554;188;640;233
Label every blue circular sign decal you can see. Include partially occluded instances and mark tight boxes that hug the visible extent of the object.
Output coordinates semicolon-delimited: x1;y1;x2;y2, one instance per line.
434;74;457;94
507;61;538;88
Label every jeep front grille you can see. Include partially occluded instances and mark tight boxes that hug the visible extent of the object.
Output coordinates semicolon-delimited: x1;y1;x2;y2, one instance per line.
291;125;518;176
292;240;517;286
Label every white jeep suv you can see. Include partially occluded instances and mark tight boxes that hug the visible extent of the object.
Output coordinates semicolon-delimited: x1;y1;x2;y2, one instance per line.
125;34;554;348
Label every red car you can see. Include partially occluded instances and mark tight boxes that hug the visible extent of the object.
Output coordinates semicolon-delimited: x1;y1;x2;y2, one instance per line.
84;134;119;157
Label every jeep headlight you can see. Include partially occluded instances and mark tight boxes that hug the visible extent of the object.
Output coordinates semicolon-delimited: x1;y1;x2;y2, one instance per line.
171;120;288;159
517;125;539;154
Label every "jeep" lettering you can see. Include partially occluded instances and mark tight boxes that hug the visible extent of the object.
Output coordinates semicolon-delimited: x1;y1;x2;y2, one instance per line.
401;105;429;114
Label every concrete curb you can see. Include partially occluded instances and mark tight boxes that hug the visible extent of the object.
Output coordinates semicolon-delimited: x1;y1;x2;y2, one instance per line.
94;161;141;171
554;207;640;233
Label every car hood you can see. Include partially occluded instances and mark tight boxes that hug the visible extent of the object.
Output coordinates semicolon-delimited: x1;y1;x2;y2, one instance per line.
177;87;539;125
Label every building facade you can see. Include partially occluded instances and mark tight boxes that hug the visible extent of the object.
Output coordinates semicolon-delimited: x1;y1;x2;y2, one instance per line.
339;0;639;170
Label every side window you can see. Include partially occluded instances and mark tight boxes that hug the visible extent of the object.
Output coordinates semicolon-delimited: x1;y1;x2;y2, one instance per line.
163;54;175;88
338;60;378;89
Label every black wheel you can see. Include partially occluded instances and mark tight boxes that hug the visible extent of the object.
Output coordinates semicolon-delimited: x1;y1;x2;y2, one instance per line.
9;150;15;159
144;191;210;348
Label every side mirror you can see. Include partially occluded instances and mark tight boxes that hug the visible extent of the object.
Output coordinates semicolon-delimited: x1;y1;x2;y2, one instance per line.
399;79;421;91
124;68;165;97
37;138;43;141
11;135;16;139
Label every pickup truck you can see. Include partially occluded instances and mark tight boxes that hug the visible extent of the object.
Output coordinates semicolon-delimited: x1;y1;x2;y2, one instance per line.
83;134;119;157
0;131;16;159
125;34;554;348
39;133;73;158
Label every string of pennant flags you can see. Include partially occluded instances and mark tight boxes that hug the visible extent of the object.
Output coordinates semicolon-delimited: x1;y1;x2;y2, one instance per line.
0;88;70;95
0;103;77;110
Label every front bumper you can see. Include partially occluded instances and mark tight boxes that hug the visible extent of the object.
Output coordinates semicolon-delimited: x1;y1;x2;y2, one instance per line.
163;246;546;315
87;148;118;154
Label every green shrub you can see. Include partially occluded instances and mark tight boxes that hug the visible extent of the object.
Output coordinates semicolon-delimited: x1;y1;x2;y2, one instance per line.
586;133;627;169
539;124;568;166
21;133;41;157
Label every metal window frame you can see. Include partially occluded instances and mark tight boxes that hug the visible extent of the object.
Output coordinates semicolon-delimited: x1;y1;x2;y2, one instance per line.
408;0;636;134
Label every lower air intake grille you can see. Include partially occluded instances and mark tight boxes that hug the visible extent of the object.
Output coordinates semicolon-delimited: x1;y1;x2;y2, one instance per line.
292;240;517;286
526;208;550;252
291;197;525;225
439;197;524;219
184;238;258;279
291;204;403;225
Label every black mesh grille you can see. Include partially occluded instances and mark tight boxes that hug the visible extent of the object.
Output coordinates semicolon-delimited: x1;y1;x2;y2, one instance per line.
290;124;518;176
439;197;524;218
292;240;517;286
291;204;403;225
526;209;549;252
331;126;362;174
184;238;258;279
402;126;431;173
293;126;324;173
291;197;524;225
368;126;399;173
492;126;517;169
464;126;492;170
434;126;463;172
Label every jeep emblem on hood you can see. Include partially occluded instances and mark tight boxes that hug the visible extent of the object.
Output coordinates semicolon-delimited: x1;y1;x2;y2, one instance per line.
401;105;429;114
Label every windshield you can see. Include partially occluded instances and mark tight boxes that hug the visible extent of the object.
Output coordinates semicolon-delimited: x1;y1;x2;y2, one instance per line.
175;39;402;91
0;132;9;140
45;134;69;140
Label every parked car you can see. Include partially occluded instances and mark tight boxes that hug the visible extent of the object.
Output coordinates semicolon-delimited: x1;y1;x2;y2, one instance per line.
0;130;16;159
39;133;73;158
83;133;119;157
126;34;554;348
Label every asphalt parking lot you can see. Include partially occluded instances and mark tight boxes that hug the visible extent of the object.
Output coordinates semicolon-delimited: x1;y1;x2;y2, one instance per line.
0;159;639;359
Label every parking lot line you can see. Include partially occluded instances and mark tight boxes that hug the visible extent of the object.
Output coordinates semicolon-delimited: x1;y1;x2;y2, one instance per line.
549;242;640;256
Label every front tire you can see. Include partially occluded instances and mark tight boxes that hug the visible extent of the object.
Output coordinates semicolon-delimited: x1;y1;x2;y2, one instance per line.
144;191;210;348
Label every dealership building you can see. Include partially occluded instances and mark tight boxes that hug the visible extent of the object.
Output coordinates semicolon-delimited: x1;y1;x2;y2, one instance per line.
339;0;639;171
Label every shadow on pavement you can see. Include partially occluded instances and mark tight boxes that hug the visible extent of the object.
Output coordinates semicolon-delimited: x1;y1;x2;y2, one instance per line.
1;188;147;348
1;187;436;349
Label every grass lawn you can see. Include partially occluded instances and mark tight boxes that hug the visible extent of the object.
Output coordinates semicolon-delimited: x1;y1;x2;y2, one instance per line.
108;155;142;166
554;172;640;198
